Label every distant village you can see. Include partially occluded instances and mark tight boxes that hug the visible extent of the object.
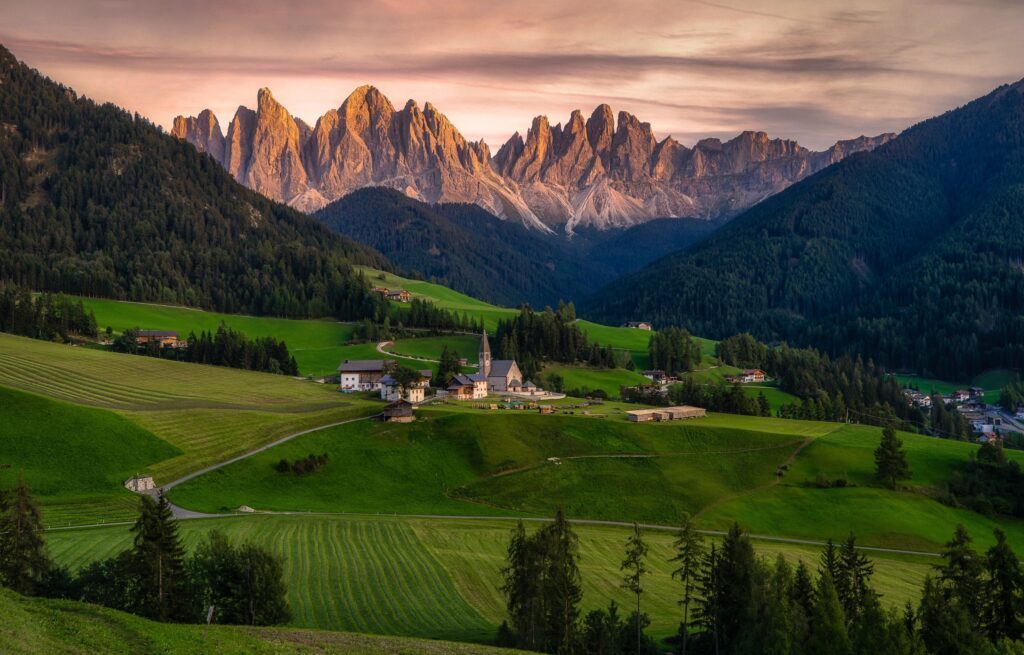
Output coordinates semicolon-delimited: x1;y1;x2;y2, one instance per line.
902;384;1019;443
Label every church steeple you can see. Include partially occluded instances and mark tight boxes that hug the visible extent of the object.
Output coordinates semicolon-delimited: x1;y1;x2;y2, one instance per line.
479;329;492;377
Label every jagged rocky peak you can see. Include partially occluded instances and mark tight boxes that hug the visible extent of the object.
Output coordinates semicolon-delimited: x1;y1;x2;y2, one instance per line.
171;88;895;231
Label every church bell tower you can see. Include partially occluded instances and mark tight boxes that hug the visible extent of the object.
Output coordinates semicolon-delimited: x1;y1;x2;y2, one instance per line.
479;330;492;377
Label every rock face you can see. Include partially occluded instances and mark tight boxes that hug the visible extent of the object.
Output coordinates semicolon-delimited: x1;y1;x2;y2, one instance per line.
172;87;894;232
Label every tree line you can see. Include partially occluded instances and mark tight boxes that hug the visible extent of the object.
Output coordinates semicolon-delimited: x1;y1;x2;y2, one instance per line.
111;324;300;376
715;334;969;436
0;476;290;626
0;284;97;342
648;327;702;376
495;303;620;381
498;509;1024;655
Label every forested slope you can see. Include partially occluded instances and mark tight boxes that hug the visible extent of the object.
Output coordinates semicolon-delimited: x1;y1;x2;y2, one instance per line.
585;78;1024;379
0;45;388;318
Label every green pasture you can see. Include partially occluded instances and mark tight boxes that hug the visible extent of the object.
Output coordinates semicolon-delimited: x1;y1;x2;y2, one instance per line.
541;364;650;398
0;386;180;526
78;297;357;378
0;586;524;655
45;514;938;645
0;332;380;503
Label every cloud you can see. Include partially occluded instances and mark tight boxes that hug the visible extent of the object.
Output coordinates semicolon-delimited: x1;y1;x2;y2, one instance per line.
1;0;1021;151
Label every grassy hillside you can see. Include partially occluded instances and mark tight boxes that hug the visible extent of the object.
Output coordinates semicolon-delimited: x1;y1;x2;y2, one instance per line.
0;386;180;525
45;514;938;644
540;364;651;398
166;408;1024;551
0;333;378;507
0;586;525;655
79;297;357;378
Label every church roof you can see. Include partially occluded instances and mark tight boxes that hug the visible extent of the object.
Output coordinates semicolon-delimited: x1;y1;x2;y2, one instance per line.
489;360;517;378
480;330;491;356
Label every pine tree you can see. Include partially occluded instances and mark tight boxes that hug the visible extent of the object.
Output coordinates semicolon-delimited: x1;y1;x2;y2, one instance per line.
0;474;50;595
936;524;984;625
982;528;1023;641
130;492;187;621
670;513;705;655
715;522;756;652
620;523;648;655
541;508;582;654
874;424;911;489
808;572;852;655
695;543;721;655
838;533;875;622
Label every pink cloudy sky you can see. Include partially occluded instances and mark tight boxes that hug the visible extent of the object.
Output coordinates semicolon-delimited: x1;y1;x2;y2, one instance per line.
3;0;1022;150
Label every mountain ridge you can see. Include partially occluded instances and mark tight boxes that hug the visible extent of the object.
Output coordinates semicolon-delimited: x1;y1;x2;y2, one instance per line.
173;87;893;232
582;76;1024;380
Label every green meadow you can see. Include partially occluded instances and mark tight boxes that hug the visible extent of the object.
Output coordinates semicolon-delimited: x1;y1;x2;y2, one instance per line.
895;367;1016;404
0;386;180;526
0;333;379;515
78;297;358;378
0;584;526;655
45;514;939;644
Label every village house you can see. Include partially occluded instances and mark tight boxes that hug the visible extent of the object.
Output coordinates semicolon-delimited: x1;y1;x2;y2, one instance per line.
383;399;415;423
627;406;707;422
952;389;971;403
385;289;411;302
740;369;766;383
625;321;653;331
337;359;394;392
642;369;667;383
380;370;432;403
447;373;488;400
135;329;183;348
371;286;389;295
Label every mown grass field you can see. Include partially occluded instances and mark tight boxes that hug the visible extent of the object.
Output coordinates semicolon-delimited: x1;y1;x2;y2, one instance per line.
0;386;181;526
0;585;526;655
44;514;939;644
540;364;650;398
355;267;517;332
78;297;357;378
0;333;379;518
167;407;1024;552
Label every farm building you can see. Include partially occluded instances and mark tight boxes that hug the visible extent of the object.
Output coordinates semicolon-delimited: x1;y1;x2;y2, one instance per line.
135;330;183;348
625;321;653;330
386;289;411;302
383;399;415;423
124;475;155;492
380;370;432;403
740;369;766;383
642;369;667;382
626;406;706;422
337;359;394;392
447;373;488;400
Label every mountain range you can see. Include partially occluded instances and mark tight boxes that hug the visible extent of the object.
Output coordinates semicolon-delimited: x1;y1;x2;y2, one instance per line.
585;77;1024;379
172;86;893;232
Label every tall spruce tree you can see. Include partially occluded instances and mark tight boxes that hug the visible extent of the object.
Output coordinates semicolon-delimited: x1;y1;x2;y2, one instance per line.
936;524;984;625
838;533;876;622
670;513;705;655
541;508;582;655
621;523;649;655
0;474;50;595
982;528;1023;641
130;492;187;621
716;523;756;652
874;424;911;489
695;543;722;655
808;572;852;655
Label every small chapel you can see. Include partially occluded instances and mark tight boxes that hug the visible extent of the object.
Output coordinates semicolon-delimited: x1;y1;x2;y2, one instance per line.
479;330;531;393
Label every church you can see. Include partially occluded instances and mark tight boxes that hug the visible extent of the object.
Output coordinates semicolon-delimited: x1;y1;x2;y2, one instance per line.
478;330;529;393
